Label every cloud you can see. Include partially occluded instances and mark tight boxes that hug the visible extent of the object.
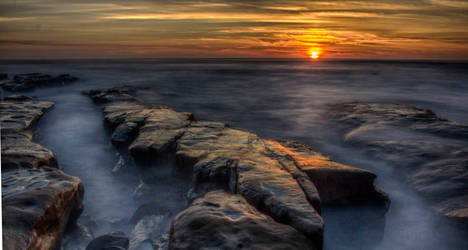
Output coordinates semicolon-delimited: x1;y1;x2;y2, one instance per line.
1;0;468;58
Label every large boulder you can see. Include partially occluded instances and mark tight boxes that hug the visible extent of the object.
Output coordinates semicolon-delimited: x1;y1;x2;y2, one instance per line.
169;191;316;250
2;168;84;250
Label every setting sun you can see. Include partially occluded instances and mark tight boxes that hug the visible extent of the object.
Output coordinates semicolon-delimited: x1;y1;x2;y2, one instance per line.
308;48;322;59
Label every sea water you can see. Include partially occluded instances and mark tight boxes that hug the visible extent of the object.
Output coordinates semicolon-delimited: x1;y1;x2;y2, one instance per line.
1;59;467;249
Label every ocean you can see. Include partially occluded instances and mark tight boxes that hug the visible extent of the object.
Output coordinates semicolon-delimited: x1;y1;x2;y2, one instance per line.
1;59;467;249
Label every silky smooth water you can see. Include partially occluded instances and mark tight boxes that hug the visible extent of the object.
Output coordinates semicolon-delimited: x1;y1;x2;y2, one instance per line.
1;59;467;249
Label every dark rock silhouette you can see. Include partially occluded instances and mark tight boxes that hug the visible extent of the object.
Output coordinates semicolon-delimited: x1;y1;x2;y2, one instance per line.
0;73;78;91
0;73;8;80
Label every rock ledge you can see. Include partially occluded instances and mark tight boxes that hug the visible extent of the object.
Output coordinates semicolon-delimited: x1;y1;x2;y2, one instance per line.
88;88;389;250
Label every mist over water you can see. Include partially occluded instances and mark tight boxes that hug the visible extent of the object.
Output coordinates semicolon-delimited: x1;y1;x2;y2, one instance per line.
1;59;467;249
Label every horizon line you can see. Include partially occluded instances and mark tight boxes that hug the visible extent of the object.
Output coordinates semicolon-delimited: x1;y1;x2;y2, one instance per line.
1;57;467;62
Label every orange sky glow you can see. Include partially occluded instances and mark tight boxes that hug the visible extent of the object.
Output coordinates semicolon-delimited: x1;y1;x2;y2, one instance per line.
1;0;468;59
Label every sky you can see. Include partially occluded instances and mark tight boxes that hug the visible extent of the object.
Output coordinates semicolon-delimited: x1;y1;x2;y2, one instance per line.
1;0;468;59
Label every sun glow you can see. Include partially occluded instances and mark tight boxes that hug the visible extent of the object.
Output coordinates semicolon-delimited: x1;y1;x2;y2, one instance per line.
308;48;322;59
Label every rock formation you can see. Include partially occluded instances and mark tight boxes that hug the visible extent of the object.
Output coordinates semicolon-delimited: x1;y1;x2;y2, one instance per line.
88;87;389;250
1;96;84;250
329;102;468;226
1;96;57;170
0;73;78;91
169;190;315;250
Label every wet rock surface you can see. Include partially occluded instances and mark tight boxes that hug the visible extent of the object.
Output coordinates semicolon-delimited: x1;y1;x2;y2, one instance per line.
2;168;84;250
329;102;468;225
1;96;84;250
265;139;389;206
169;190;316;250
1;97;56;170
0;73;78;91
88;88;389;249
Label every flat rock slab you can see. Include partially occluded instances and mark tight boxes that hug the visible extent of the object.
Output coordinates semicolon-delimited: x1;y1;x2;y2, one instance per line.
88;88;390;249
0;73;78;91
170;191;316;250
265;140;388;205
2;168;84;250
329;102;468;225
1;97;57;170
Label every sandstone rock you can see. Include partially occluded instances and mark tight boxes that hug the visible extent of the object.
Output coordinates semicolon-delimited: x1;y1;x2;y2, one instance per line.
266;140;388;205
174;123;325;245
86;231;129;250
2;168;84;250
1;97;56;170
1;98;57;170
329;102;468;224
0;98;54;132
169;191;316;250
111;121;140;145
88;88;390;249
2;131;58;170
129;108;192;159
1;73;78;91
1;96;85;249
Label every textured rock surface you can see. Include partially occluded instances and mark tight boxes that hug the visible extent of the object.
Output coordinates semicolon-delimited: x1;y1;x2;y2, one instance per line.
169;191;316;250
265;140;388;205
2;168;84;250
88;88;389;249
329;102;468;225
1;97;57;170
0;73;78;91
1;96;84;250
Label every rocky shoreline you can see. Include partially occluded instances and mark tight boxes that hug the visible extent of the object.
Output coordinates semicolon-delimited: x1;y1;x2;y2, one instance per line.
86;87;389;249
1;95;84;250
1;86;389;249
